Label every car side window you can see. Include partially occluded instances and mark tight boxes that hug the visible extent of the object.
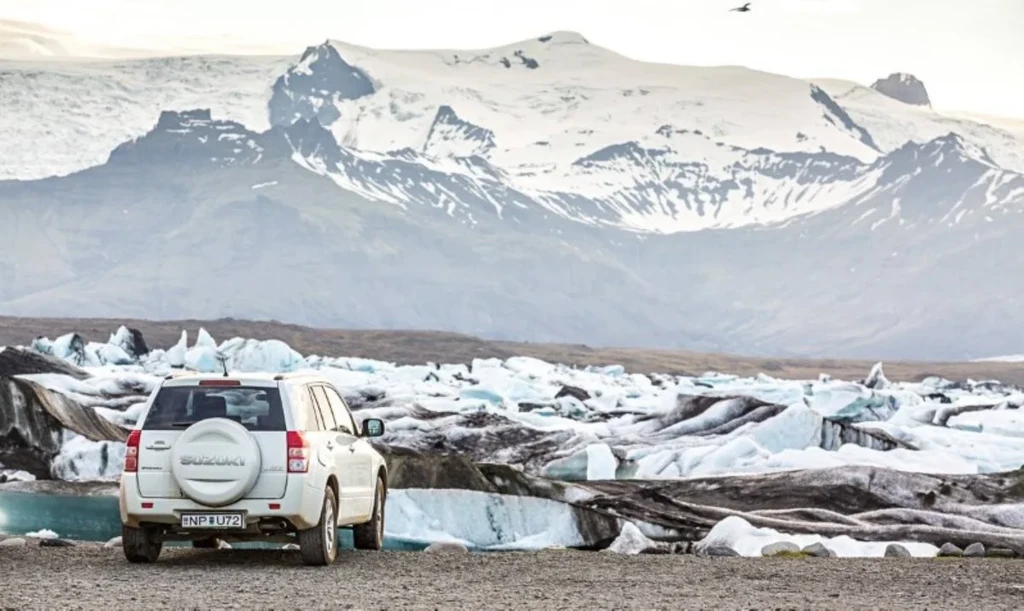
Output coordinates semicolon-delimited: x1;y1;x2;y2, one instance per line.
310;386;339;432
304;386;326;432
322;386;358;436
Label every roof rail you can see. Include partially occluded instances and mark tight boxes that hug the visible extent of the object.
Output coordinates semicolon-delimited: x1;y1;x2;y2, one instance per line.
273;371;319;381
163;370;194;380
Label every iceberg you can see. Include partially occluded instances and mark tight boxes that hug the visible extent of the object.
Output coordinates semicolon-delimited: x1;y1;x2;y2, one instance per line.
697;515;939;557
9;325;1024;483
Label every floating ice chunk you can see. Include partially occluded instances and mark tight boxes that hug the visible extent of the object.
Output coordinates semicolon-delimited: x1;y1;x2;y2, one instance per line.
503;356;556;378
948;410;1024;439
194;328;217;349
585;443;617;480
107;326;135;354
0;468;36;482
698;515;937;557
182;328;223;371
605;522;656;555
184;348;221;372
30;336;54;355
50;333;88;365
541;449;590;480
165;331;187;368
865;362;890;390
51;433;126;481
25;528;59;540
384;489;598;550
216;338;305;372
327;357;384;373
90;342;133;366
460;387;503;405
589;364;625;377
471;358;504;371
743;403;822;454
541;441;619;481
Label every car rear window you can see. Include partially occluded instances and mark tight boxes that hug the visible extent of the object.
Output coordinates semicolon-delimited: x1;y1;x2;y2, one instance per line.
142;386;286;431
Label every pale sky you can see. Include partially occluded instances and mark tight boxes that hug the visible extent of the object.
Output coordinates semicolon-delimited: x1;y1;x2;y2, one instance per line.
2;0;1022;117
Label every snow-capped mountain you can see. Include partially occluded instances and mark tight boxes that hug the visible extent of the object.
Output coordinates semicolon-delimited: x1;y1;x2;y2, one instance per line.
1;32;1023;359
870;72;931;108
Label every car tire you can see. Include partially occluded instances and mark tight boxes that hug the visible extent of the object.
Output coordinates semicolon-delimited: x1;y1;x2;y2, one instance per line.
353;475;386;551
122;524;162;563
298;489;338;566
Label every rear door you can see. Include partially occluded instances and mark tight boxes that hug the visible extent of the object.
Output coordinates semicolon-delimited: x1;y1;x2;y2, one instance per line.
308;385;361;517
321;384;375;501
135;379;288;499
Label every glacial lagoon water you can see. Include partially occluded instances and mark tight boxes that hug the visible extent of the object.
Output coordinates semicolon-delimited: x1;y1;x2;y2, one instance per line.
0;490;425;550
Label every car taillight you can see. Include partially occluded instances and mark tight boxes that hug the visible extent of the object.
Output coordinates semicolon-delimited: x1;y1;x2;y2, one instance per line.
286;430;309;473
124;429;141;473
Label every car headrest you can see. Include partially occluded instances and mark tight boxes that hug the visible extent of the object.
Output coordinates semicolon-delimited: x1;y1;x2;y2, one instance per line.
196;394;228;419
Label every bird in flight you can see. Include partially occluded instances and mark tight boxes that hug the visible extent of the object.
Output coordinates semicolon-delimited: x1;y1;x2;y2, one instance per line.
730;2;752;11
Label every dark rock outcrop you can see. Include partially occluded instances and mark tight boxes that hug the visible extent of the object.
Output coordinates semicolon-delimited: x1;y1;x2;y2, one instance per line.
820;418;904;451
870;73;931;107
762;541;800;556
578;465;1024;552
0;346;89;379
381;407;580;473
421;105;497;158
555;384;591;402
801;542;832;557
640;393;905;451
809;85;879;151
0;376;128;478
108;110;267;168
120;328;149;359
264;118;345;166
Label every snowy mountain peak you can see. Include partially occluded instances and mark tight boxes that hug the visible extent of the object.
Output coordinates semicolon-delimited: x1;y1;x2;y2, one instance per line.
885;132;998;169
6;35;1024;359
108;109;268;167
269;41;375;128
870;73;931;107
535;31;590;45
422;105;497;158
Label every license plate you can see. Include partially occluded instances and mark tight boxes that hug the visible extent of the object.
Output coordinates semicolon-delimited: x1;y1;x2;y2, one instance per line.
180;513;244;529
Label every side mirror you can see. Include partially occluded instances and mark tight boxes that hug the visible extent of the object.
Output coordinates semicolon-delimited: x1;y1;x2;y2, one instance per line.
361;418;385;438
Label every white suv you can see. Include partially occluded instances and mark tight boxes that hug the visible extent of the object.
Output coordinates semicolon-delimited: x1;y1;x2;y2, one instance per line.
118;372;388;566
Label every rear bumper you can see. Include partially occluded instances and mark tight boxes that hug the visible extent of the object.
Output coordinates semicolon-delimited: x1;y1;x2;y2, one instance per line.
119;474;325;531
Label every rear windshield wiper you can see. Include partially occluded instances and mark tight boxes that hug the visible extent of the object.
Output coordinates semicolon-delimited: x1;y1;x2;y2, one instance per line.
169;421;199;428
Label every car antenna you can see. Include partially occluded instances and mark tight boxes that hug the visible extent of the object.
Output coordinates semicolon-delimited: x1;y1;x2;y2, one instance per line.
216;353;229;377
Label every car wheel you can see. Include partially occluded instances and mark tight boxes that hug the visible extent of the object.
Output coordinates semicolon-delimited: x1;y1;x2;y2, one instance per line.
353;475;386;551
122;524;163;563
298;489;338;566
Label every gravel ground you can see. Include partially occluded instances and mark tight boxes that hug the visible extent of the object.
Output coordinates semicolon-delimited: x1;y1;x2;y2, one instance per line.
1;545;1023;610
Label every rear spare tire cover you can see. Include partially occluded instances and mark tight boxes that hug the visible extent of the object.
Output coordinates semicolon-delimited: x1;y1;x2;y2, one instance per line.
170;418;262;507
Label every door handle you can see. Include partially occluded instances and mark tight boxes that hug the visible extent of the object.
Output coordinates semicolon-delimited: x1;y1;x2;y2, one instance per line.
145;445;169;451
